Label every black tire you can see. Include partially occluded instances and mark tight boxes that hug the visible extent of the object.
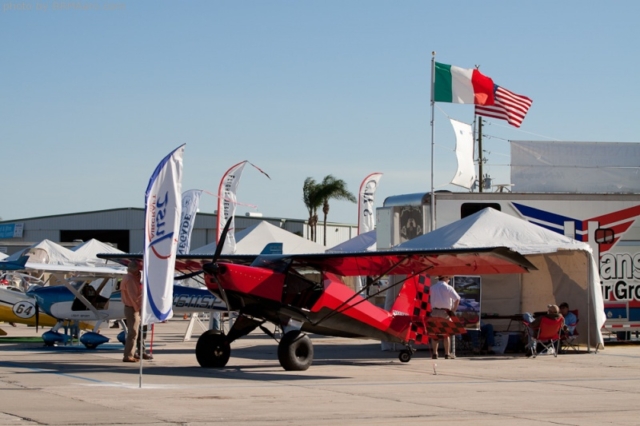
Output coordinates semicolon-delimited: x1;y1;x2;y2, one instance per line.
399;350;412;363
277;331;313;371
196;330;231;368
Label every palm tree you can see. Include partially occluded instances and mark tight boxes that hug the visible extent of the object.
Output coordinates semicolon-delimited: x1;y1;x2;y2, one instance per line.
316;175;356;246
303;177;323;242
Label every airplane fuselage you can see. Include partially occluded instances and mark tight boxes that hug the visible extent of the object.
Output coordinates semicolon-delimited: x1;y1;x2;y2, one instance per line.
30;284;226;322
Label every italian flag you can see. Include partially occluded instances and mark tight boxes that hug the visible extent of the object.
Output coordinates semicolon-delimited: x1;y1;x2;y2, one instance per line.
434;62;495;105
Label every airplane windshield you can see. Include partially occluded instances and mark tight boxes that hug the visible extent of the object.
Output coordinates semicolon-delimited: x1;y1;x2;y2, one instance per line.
250;255;292;274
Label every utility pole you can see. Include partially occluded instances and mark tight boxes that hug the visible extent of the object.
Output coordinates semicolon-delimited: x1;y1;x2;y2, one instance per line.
477;117;484;193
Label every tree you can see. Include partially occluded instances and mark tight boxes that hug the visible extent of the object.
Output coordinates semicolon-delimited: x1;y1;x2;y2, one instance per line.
316;175;356;246
302;177;322;242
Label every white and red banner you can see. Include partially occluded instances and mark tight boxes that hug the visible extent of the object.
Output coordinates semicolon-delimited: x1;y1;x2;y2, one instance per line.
177;189;202;255
358;172;383;234
217;161;247;254
143;144;184;325
216;161;270;254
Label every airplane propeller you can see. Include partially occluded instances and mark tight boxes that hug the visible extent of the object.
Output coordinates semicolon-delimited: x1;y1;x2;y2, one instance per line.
203;218;233;276
202;218;233;321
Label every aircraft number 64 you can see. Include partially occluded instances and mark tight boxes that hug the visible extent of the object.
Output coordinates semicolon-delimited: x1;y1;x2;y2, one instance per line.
13;301;36;319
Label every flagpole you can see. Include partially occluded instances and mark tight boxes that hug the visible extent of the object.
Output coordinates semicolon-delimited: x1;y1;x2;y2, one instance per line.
430;51;436;231
139;269;145;388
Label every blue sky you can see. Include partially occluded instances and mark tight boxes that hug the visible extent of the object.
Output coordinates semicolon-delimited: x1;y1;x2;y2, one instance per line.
2;1;639;224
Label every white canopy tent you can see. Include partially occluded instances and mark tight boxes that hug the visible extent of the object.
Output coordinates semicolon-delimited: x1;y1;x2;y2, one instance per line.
395;208;605;350
71;239;125;267
5;239;87;266
327;230;376;253
191;221;326;255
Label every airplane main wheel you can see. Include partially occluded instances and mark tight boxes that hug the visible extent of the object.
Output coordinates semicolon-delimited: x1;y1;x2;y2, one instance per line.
278;331;313;371
399;350;412;363
196;330;231;368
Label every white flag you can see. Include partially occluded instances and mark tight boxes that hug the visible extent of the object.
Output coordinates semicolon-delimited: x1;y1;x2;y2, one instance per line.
143;144;184;325
177;189;202;255
449;118;476;189
358;172;383;234
217;161;247;254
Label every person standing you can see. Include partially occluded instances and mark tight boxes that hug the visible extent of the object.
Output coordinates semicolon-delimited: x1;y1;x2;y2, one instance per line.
429;275;461;359
121;261;142;363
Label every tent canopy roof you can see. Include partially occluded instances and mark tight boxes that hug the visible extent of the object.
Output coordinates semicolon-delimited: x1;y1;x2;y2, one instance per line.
192;221;326;254
327;230;376;253
397;208;592;255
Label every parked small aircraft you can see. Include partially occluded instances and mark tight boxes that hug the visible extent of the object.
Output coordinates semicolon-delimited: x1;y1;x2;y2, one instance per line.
0;285;58;333
1;258;225;347
99;221;536;371
0;270;93;335
27;278;226;348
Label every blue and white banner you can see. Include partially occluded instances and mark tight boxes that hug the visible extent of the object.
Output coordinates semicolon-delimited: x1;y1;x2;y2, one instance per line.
358;172;383;234
177;189;202;255
143;144;185;325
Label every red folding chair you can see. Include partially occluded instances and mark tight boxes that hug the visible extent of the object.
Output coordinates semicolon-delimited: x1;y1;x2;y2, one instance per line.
531;316;564;358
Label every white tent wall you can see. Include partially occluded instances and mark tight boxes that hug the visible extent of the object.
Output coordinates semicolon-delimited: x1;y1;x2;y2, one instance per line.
480;253;593;346
480;274;522;323
389;208;605;350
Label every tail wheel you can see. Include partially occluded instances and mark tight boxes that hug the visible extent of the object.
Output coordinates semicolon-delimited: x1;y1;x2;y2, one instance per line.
196;330;231;368
277;330;313;371
399;349;412;363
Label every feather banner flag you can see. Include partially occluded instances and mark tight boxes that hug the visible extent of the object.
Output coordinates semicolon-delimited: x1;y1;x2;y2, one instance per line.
358;172;383;235
143;144;185;325
216;161;271;254
449;118;476;189
474;85;532;128
434;62;495;105
177;189;202;255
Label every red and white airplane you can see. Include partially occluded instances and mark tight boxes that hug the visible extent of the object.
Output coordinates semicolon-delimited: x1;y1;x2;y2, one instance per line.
100;222;535;371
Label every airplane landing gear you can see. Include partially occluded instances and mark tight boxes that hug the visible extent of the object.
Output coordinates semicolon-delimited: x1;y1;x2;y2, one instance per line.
278;330;313;371
398;349;412;363
196;330;231;368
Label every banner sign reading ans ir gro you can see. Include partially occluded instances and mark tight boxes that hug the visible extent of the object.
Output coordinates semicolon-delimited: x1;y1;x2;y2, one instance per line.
0;223;24;239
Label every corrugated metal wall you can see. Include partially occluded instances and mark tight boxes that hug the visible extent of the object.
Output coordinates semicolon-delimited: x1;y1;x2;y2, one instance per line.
0;208;356;253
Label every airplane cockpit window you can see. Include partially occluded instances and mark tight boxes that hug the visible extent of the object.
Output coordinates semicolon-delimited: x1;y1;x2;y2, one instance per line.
250;256;291;274
71;282;110;311
282;266;323;309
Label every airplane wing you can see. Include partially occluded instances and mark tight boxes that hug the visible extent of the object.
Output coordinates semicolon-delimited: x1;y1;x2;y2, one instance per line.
99;246;535;277
97;253;258;275
0;260;126;277
276;247;535;277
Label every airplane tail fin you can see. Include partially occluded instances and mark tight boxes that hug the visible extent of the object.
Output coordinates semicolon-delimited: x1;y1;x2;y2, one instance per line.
260;243;283;255
391;274;466;345
0;255;29;271
391;274;430;317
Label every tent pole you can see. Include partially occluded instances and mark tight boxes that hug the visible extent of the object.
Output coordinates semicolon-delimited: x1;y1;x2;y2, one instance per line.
587;252;592;353
429;52;436;231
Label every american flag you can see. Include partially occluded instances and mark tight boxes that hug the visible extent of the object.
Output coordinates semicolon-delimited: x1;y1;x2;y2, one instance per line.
475;85;532;128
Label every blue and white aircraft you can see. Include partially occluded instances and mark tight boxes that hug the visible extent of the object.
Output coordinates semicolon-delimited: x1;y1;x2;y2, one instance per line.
0;258;226;348
28;278;226;348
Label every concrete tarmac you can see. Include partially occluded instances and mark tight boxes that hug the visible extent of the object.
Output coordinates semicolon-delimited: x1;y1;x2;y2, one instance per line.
1;319;640;425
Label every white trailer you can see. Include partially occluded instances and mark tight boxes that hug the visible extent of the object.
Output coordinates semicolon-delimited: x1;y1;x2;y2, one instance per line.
376;192;640;340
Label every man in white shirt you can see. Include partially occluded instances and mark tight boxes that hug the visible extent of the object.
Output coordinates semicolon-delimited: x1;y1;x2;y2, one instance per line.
429;275;461;359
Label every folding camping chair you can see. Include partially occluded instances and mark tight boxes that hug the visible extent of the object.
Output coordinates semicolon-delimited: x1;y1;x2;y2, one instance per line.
528;316;564;358
560;310;579;353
